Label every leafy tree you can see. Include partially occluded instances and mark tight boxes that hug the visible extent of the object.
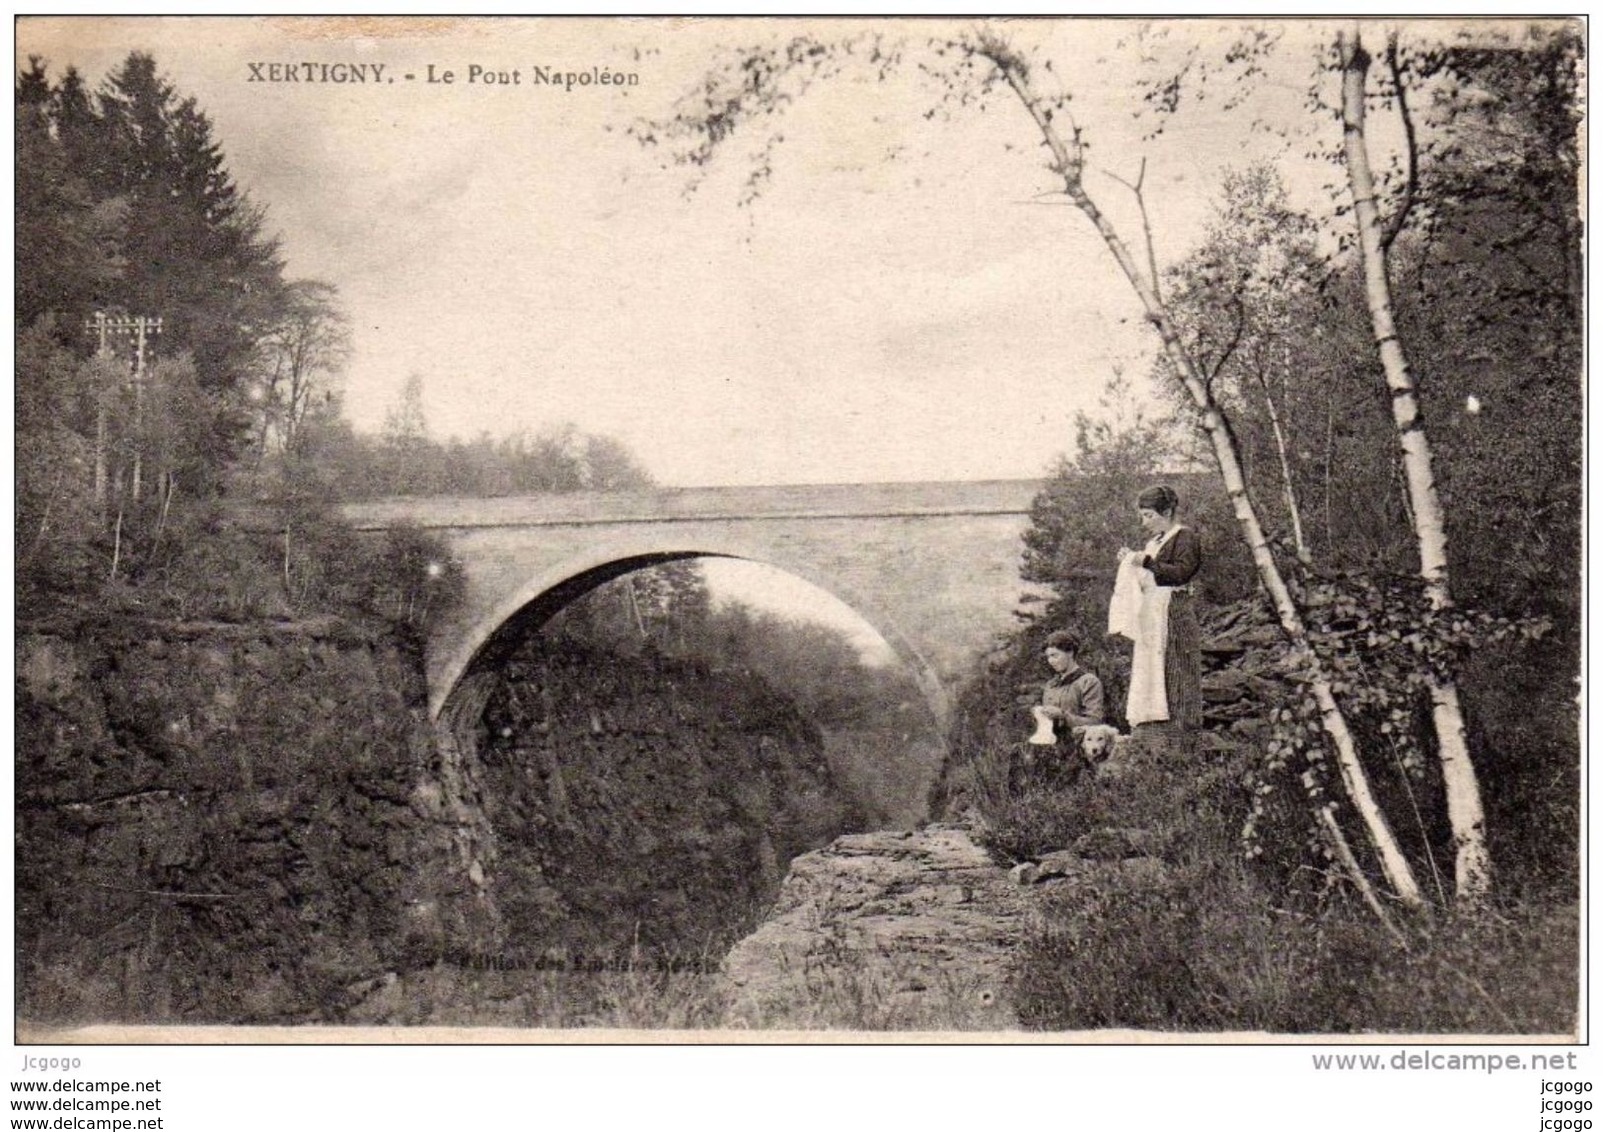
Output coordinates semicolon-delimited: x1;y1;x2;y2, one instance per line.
642;25;1441;907
583;433;655;492
131;354;210;518
250;278;351;466
362;524;466;632
16;325;102;593
1395;31;1582;621
1161;167;1388;566
547;560;924;735
521;424;587;493
546;559;711;654
377;372;434;495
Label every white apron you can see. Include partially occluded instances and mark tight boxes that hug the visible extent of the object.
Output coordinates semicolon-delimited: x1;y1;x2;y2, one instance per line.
1124;526;1181;726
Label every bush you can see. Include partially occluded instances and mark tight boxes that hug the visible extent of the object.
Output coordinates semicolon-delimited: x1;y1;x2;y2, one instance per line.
359;522;466;633
139;508;290;621
970;733;1253;865
1014;869;1577;1033
996;739;1577;1034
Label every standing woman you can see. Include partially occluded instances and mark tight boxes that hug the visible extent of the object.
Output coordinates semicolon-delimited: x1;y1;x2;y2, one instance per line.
1117;485;1204;753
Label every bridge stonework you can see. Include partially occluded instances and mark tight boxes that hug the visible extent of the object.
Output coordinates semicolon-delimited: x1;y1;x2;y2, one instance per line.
343;480;1043;730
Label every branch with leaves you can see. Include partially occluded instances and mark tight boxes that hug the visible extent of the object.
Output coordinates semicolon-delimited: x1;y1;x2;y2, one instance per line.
638;24;1430;909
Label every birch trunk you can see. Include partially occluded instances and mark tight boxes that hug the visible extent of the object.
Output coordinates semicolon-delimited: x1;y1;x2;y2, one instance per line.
1340;31;1492;906
1257;366;1310;562
989;43;1423;906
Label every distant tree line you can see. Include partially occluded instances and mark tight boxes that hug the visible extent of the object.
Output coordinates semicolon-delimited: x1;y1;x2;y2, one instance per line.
546;561;925;734
17;52;653;618
290;372;653;500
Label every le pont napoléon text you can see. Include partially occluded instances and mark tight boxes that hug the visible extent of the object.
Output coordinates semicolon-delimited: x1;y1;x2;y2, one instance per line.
246;62;640;92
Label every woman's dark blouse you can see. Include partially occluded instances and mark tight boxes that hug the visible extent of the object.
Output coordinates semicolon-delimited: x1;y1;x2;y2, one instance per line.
1140;527;1202;587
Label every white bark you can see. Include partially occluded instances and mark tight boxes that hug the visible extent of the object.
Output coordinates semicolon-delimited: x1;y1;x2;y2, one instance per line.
1319;804;1407;948
1256;364;1310;562
989;42;1424;907
1340;30;1491;906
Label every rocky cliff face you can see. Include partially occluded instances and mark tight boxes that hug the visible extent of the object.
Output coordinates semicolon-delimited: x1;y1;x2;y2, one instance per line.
15;614;492;1025
17;608;873;1027
467;637;861;959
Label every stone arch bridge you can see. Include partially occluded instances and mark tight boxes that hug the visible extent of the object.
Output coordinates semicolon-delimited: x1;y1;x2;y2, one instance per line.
342;480;1043;735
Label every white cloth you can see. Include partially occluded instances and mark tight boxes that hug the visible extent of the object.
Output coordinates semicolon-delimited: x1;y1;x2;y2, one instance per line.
1124;527;1183;726
1108;558;1145;641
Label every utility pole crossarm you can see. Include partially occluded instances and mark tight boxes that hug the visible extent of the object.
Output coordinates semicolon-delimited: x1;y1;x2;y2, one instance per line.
83;312;164;505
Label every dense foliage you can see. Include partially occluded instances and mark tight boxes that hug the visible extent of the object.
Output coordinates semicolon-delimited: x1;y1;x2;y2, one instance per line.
1005;746;1575;1033
17;52;654;625
936;24;1580;949
301;412;655;500
546;562;944;827
477;634;860;958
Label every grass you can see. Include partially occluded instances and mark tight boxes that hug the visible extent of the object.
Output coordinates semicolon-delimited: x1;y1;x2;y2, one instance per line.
725;963;1008;1031
958;737;1579;1035
1013;876;1577;1034
394;965;733;1030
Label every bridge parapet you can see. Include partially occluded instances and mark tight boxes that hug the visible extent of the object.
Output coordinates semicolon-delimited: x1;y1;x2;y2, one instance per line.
341;479;1040;530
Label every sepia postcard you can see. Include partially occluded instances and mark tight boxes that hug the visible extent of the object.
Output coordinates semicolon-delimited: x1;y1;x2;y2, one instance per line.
13;13;1584;1075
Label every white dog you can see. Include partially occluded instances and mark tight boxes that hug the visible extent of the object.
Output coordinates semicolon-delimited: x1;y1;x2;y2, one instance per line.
1077;724;1132;779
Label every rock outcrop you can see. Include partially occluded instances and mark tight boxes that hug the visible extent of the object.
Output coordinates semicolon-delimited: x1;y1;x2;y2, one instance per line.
1199;599;1286;746
15;615;493;1025
471;636;859;959
722;823;1169;1030
724;826;1025;1029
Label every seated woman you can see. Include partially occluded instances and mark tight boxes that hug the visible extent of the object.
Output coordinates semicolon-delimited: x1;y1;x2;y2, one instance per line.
1011;629;1105;793
1036;629;1106;737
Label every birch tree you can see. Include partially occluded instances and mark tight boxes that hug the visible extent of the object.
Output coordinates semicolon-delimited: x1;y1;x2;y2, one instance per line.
1125;20;1574;906
1338;27;1490;904
643;26;1426;906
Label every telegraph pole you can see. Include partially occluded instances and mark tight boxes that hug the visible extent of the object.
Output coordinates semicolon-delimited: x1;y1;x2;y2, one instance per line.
129;315;161;500
84;312;112;514
84;312;163;505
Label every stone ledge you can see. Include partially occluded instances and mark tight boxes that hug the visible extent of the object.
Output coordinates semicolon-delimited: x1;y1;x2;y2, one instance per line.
721;823;1173;1030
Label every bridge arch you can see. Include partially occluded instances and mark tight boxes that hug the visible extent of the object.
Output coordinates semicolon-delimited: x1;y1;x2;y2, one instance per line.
431;531;955;739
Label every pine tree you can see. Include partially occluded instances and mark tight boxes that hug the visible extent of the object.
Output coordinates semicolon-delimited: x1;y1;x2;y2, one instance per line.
73;52;287;484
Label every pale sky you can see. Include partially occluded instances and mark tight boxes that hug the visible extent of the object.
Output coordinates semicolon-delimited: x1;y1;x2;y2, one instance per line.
701;558;898;666
17;16;1424;487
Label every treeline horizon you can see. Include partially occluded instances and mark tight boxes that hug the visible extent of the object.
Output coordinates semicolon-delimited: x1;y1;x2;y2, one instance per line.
16;50;663;612
271;408;658;501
